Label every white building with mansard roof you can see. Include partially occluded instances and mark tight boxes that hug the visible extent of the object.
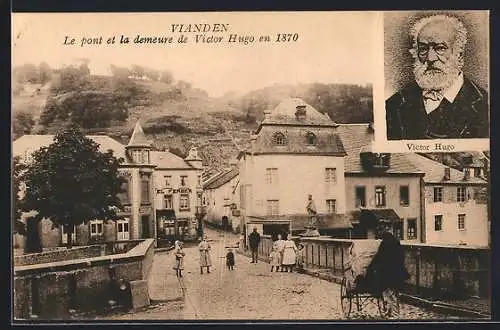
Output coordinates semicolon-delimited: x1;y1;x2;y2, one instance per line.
237;98;348;237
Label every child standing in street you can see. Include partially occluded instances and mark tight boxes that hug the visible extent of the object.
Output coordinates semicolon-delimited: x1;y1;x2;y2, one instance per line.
173;240;185;277
226;248;235;270
269;245;281;272
296;243;305;273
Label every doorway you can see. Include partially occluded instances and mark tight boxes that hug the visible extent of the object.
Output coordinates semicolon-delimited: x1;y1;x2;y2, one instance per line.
141;215;150;238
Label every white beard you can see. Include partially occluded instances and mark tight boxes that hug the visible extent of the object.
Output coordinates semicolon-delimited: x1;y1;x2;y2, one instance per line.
413;54;462;91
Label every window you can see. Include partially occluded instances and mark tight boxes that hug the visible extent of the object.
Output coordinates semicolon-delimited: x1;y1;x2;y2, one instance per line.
90;220;104;237
474;168;481;178
373;154;390;167
273;132;286;146
355;186;366;207
267;200;279;216
117;219;130;240
180;194;190;210
141;150;149;164
400;185;410;206
141;179;150;203
61;225;77;244
265;168;278;184
306;132;317;145
434;187;443;202
164;195;173;209
464;167;470;178
375;186;386;207
119;180;130;204
197;175;202;186
180;175;188;187
224;197;230;207
325;168;337;183
165;175;172;187
457;187;467;202
434;215;443;231
458;214;466;230
326;199;336;213
407;218;417;239
393;219;403;240
240;185;245;209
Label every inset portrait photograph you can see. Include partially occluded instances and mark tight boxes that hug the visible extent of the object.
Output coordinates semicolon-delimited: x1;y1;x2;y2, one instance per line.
384;11;489;140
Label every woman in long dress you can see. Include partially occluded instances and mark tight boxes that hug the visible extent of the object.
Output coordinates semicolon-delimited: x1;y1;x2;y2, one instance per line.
274;234;286;272
172;240;185;277
198;235;212;274
281;235;298;272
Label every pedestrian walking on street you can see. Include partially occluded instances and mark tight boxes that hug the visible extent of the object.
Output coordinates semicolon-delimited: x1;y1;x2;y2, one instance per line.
296;243;305;273
226;248;235;270
269;245;281;272
248;227;261;263
198;235;212;274
282;235;298;272
275;234;286;272
173;240;185;278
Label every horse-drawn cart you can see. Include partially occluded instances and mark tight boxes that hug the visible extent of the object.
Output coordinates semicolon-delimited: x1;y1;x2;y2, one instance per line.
340;239;401;318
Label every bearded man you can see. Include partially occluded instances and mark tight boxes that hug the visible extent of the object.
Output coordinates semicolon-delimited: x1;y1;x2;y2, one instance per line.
386;15;489;140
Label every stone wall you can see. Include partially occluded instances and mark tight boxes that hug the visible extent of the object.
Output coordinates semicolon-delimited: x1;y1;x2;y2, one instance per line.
13;239;155;320
14;245;104;266
250;236;490;300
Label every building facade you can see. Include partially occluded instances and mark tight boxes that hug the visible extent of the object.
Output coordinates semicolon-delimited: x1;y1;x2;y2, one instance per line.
238;98;347;237
405;153;489;247
203;164;240;231
13;122;204;247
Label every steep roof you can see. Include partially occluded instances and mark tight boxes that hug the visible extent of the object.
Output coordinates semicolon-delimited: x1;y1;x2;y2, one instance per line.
404;153;487;185
150;151;194;170
337;123;488;183
337;124;422;175
258;98;336;129
13;134;127;160
203;168;239;190
268;98;331;121
127;122;152;148
251;125;346;156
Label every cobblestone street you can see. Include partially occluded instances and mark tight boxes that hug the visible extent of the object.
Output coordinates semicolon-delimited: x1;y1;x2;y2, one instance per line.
98;228;461;321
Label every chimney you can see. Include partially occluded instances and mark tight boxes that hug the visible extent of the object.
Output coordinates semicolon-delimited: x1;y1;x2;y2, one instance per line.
295;105;307;121
263;110;271;120
443;167;451;181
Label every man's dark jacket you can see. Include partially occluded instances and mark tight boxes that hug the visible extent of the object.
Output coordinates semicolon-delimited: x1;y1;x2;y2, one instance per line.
248;231;261;250
386;77;489;140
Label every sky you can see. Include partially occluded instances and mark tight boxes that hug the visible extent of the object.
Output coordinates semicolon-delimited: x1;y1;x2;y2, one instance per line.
12;12;382;97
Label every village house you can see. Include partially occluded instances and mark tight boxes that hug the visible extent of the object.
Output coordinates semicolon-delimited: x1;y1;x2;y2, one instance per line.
202;161;240;231
404;153;489;247
237;98;348;238
337;124;425;242
13;122;204;248
234;98;488;247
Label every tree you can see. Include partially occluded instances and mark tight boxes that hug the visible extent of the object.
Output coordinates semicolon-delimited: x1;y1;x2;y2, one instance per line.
159;70;174;84
12;156;27;235
13;111;35;138
38;62;52;85
19;125;126;250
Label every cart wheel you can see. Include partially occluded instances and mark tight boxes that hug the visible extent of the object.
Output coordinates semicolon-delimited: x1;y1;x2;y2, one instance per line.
377;288;400;318
340;277;352;318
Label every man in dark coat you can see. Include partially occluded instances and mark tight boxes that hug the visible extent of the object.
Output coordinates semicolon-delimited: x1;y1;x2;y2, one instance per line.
248;227;261;263
386;14;489;140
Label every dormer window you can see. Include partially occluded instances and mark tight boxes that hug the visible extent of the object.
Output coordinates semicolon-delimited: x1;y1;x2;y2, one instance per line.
373;153;390;167
273;132;286;146
306;132;317;146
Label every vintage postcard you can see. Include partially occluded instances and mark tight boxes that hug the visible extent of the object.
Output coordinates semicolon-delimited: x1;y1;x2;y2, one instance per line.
373;10;490;153
11;11;491;322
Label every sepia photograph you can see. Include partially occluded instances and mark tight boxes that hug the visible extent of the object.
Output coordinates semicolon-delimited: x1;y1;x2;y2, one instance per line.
384;10;489;142
11;11;490;323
